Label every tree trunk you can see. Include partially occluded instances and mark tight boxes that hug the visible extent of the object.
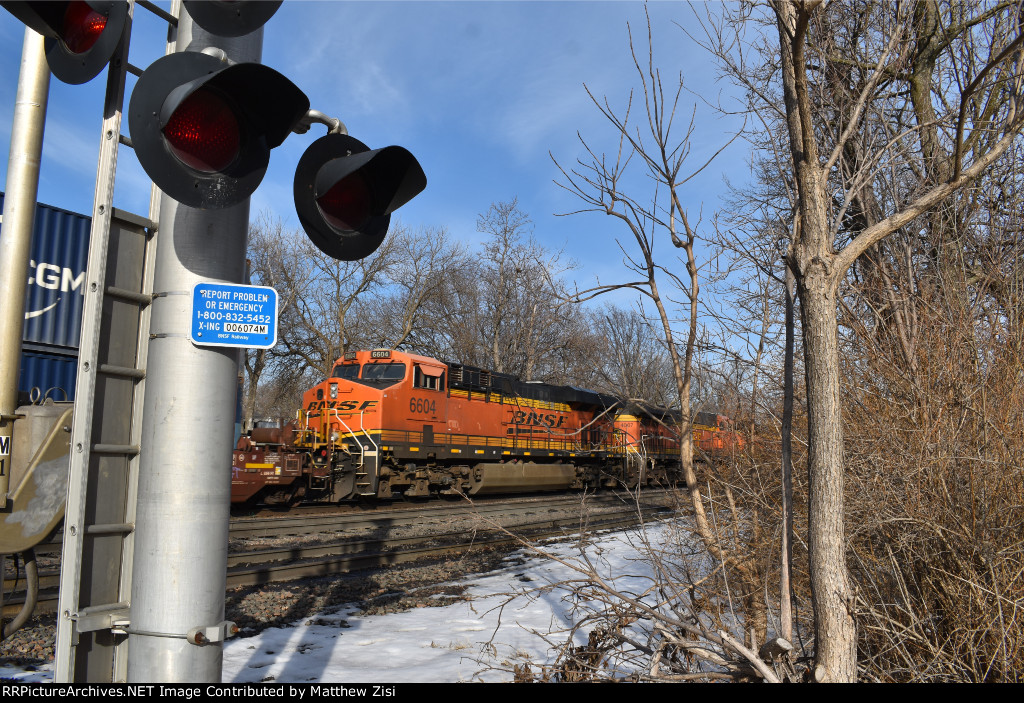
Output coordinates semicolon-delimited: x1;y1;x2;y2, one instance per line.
780;262;796;644
774;0;858;679
798;268;857;682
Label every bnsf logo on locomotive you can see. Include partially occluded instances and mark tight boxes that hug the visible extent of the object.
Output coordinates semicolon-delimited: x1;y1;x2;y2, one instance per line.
306;399;379;411
511;410;567;428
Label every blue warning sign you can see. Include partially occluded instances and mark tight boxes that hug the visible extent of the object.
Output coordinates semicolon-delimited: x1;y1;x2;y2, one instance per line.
190;282;277;349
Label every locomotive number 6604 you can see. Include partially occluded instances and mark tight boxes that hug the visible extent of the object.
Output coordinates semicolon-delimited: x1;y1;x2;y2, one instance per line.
409;398;436;415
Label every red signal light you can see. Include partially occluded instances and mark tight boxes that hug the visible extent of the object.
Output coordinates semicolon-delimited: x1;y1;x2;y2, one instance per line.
294;133;426;261
60;1;107;54
2;1;129;83
162;89;241;173
129;53;309;209
316;173;372;231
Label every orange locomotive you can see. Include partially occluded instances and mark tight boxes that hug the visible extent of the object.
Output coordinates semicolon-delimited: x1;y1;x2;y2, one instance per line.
231;349;741;504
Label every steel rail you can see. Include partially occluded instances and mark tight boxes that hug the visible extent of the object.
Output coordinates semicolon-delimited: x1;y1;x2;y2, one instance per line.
5;504;676;616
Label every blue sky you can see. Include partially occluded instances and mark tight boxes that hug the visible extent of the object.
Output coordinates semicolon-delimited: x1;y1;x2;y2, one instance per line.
0;1;750;301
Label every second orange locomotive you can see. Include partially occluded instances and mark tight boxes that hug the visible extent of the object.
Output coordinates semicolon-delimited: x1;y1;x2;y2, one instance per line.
232;349;739;504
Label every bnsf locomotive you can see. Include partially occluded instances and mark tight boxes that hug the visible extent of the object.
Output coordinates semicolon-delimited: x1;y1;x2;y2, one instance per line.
231;349;740;505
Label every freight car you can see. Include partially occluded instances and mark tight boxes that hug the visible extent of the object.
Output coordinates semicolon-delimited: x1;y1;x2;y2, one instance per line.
231;349;741;505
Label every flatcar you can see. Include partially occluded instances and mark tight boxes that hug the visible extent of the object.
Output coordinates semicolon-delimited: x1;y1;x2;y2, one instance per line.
231;349;741;505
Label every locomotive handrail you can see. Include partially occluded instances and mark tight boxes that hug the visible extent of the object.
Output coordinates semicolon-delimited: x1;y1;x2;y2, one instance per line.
299;410;318;447
357;410;379;458
377;427;603;455
329;409;364;468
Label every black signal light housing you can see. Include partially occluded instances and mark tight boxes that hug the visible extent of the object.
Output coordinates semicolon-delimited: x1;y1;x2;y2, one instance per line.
294;133;426;261
129;51;309;209
183;0;282;38
1;1;129;84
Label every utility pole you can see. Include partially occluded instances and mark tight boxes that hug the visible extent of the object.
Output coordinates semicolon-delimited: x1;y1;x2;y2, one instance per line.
0;26;48;637
0;29;49;510
126;7;259;683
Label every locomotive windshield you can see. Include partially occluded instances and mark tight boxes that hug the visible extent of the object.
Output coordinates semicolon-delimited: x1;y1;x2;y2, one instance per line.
361;363;406;382
331;363;361;380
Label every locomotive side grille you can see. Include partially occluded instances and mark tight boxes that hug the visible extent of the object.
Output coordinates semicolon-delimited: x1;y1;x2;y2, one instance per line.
502;396;571;412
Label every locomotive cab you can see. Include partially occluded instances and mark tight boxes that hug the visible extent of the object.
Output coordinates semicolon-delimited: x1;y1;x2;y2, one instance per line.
305;349;449;433
299;349;451;499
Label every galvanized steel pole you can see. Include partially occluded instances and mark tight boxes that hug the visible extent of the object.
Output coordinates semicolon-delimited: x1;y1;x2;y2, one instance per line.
0;29;49;509
127;6;260;683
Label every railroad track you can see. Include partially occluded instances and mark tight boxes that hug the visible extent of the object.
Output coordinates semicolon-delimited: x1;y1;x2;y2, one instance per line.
225;504;670;586
3;491;678;617
228;491;653;537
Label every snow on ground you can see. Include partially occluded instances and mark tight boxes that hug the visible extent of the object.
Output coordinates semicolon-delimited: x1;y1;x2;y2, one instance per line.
2;522;677;683
226;522;673;683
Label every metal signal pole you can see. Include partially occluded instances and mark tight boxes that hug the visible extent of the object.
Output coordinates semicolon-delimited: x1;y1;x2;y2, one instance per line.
127;5;258;683
0;26;48;639
0;29;49;510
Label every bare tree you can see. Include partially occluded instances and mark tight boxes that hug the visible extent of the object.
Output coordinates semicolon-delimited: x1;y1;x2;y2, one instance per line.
242;214;312;429
731;0;1024;680
277;231;398;377
590;305;677;407
551;9;775;677
405;200;585;380
473;199;581;380
362;225;470;351
414;262;486;364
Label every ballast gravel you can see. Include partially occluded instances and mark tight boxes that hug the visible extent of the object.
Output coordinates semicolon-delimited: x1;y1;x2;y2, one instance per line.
0;536;522;673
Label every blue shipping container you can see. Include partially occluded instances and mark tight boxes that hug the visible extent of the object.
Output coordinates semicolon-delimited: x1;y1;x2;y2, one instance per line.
0;192;90;400
18;348;78;402
0;192;91;349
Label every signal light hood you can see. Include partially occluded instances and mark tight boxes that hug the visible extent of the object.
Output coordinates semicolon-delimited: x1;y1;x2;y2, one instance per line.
294;133;426;261
129;51;309;209
183;0;282;38
1;1;129;84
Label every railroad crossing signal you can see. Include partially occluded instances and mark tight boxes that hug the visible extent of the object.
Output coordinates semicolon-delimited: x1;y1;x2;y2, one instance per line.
128;51;309;209
293;133;427;261
0;0;430;684
0;0;129;84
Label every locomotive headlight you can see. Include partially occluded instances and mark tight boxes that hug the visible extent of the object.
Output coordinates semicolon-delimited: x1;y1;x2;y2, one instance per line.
330;383;338;399
330;431;340;442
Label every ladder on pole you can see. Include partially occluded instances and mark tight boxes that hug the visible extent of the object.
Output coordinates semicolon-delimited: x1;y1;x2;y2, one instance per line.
54;1;177;683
